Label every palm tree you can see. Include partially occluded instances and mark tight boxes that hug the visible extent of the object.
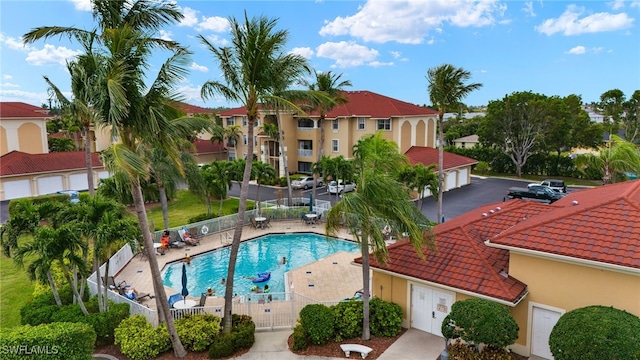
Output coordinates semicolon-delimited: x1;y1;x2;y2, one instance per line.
326;132;435;340
303;70;352;203
225;125;243;160
253;161;277;215
198;12;310;334
575;135;640;184
24;0;191;355
398;163;438;210
427;64;482;223
201;161;234;216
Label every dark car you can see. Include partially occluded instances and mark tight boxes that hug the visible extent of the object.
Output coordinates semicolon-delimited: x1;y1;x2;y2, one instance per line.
528;179;567;193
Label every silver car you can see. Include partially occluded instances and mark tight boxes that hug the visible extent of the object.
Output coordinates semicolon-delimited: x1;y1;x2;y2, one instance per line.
291;176;323;190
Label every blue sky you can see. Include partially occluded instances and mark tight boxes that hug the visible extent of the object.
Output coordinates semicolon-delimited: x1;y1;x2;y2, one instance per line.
0;0;638;109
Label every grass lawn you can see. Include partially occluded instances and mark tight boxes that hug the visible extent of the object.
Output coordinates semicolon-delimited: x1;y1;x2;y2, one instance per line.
0;253;34;330
145;190;254;230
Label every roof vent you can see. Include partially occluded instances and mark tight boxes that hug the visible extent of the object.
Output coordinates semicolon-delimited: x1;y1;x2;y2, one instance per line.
495;206;501;211
489;210;495;214
481;213;488;217
572;200;579;206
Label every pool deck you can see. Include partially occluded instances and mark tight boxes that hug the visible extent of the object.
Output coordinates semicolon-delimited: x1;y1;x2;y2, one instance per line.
114;220;364;309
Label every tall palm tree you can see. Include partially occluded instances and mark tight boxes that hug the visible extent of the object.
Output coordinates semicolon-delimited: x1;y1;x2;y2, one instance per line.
225;125;243;160
575;135;640;184
398;163;439;210
303;70;352;203
198;12;310;334
24;0;191;355
326;132;435;340
427;64;482;223
201;161;234;216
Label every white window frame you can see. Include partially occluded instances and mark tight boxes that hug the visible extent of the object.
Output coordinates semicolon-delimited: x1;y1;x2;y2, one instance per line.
377;118;391;131
357;117;365;130
332;119;339;130
242;116;248;127
243;135;248;145
331;139;339;152
226;118;235;126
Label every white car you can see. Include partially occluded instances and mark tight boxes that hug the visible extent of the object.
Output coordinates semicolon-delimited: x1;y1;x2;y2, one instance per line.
328;180;356;194
291;176;323;190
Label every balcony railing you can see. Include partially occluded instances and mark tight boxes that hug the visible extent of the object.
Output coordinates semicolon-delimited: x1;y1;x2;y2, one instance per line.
298;149;313;157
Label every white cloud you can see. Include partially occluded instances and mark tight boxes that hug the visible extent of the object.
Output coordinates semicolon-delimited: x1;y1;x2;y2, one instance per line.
158;30;173;41
0;89;50;105
0;33;30;51
390;51;401;59
632;1;640;8
203;34;229;46
316;41;379;68
567;45;586;54
189;62;209;72
25;44;81;66
1;82;20;88
197;16;230;32
290;47;314;59
319;0;507;44
175;84;203;103
522;1;536;17
3;74;12;80
479;69;488;73
368;61;394;67
180;7;199;27
536;5;634;36
69;0;92;11
609;0;625;10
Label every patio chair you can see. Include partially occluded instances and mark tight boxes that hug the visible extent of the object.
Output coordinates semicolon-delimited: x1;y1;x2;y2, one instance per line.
264;217;272;228
316;213;322;224
198;293;207;307
168;293;184;307
103;276;127;290
250;217;258;229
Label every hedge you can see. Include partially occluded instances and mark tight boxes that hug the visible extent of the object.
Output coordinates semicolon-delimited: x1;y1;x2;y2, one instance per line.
114;315;171;360
0;322;96;360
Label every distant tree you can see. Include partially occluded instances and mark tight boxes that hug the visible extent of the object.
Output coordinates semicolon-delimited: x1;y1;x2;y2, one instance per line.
48;137;77;152
398;163;438;211
253;161;276;214
443;116;483;144
623;90;640;143
575;135;640;184
479;91;550;177
598;89;626;133
550;305;640;360
200;161;233;216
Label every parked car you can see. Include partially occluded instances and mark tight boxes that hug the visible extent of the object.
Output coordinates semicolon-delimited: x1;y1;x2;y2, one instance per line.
527;179;567;193
328;180;356;194
292;176;323;190
507;185;565;203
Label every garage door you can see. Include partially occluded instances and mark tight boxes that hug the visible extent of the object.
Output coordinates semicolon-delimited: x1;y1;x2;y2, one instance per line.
531;306;562;359
411;285;453;337
446;172;457;191
458;168;469;186
37;176;64;196
98;171;110;179
69;173;89;191
3;180;32;200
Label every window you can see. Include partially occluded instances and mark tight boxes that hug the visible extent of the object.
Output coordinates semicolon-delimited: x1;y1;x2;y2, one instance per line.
242;116;247;127
357;117;365;130
297;118;314;129
332;119;339;130
254;136;257;146
243;135;248;145
298;162;312;174
228;153;236;161
226;118;235;126
461;142;466;148
254;120;259;127
298;140;313;157
227;138;236;147
377;118;391;131
332;139;339;152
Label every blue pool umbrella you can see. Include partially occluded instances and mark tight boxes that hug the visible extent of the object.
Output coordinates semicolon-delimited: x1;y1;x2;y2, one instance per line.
181;263;189;304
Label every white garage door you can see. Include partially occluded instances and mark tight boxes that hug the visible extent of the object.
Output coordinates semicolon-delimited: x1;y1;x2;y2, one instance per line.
69;173;89;191
4;180;32;200
411;285;453;337
37;176;64;196
98;171;110;179
531;306;562;359
446;172;457;191
458;168;469;186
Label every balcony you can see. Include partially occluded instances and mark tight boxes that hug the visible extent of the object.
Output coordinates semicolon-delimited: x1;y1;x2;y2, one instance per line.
298;149;313;158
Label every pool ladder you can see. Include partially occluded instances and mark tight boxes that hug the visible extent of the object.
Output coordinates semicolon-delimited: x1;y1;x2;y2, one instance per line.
220;231;233;245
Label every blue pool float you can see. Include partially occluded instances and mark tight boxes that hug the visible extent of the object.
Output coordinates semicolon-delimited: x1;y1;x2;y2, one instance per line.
252;272;271;283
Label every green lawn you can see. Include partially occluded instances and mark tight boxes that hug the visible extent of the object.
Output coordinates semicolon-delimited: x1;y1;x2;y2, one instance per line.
0;253;34;330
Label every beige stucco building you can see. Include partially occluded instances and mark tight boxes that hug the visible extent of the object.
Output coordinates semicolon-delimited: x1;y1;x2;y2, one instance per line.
0;102;52;156
217;90;439;176
362;180;640;359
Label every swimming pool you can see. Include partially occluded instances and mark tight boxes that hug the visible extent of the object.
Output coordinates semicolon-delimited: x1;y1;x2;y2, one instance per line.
162;233;359;297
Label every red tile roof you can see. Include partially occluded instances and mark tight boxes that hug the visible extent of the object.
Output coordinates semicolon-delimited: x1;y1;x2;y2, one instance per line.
404;146;478;170
172;101;214;115
193;138;226;154
218;90;438;118
1;102;52;118
0;151;103;176
488;180;640;270
358;200;553;304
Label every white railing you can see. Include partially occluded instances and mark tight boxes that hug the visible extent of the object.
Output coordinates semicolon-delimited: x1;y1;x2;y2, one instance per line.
87;243;135;295
220;231;233;245
297;149;313;157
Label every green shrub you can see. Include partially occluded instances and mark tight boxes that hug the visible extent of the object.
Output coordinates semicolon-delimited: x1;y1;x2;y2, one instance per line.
50;304;85;322
473;161;491;174
299;304;334;345
292;323;309;350
332;300;363;341
447;339;512;360
445;298;518;349
549;305;640;360
208;333;235;359
114;315;170;360
231;318;255;350
176;314;221;352
0;322;96;360
20;304;58;326
369;298;403;337
188;213;218;223
278;177;288;187
82;303;130;346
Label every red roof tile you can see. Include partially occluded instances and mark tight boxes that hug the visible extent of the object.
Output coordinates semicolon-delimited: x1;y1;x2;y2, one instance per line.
0;151;103;176
404;146;478;171
488;180;640;270
1;102;52;118
358;201;553;304
193;138;226;154
218;90;438;118
172;101;214;115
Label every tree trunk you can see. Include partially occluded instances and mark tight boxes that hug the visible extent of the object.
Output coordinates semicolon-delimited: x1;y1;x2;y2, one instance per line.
47;270;62;306
437;114;444;224
158;181;170;230
255;183;261;215
94;256;104;312
130;182;186;357
223;117;255;334
61;266;89;315
312;117;325;208
276;110;293;205
83;126;95;196
361;234;371;341
218;197;224;216
102;255;111;312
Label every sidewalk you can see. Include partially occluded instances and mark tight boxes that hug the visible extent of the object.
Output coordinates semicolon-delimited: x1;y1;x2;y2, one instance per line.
237;328;444;360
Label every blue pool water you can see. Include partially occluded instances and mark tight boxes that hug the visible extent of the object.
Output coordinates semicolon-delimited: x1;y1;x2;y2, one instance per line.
162;233;359;297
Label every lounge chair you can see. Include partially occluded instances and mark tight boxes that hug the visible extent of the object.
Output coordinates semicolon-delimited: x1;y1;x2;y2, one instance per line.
178;229;199;246
103;276;127;290
117;286;152;303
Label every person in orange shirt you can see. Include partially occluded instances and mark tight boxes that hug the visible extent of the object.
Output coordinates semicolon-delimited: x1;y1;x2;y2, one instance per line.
160;230;170;254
